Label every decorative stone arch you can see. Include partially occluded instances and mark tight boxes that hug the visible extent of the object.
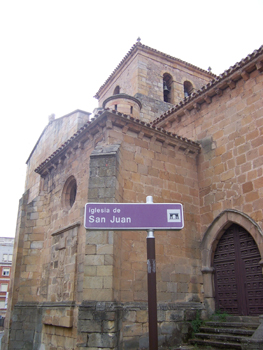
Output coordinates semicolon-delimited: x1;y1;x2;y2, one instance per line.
200;209;263;315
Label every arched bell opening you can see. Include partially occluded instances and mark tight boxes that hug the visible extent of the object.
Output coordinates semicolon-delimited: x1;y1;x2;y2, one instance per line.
183;80;194;97
163;73;173;103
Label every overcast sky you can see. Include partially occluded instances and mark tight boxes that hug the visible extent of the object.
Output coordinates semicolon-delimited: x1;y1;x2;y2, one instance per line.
0;0;262;237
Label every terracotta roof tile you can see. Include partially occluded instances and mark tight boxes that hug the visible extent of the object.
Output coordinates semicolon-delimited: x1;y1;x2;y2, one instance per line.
35;108;200;175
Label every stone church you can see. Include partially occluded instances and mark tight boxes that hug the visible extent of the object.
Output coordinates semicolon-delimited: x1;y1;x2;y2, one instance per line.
2;40;263;349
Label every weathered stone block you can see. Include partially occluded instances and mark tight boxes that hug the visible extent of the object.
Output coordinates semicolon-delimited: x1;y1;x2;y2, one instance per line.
88;332;118;348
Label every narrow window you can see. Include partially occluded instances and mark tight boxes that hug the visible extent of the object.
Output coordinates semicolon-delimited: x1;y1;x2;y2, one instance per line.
113;86;120;95
62;176;77;209
114;104;117;111
184;81;194;97
163;73;173;103
130;106;133;114
69;181;77;207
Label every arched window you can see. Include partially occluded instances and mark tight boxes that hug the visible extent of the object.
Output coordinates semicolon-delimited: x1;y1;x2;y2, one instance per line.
163;73;173;103
113;86;120;95
62;176;77;209
184;81;194;97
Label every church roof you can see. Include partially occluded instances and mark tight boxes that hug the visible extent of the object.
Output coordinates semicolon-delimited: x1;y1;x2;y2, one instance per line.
34;108;200;176
94;41;216;99
152;44;263;126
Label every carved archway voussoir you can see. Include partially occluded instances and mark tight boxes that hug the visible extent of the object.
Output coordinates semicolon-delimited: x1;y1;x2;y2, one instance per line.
201;209;263;269
200;209;263;315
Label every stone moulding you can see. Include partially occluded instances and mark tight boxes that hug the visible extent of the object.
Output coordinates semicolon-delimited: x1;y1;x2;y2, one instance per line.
15;301;75;328
200;209;263;316
102;94;142;110
51;221;81;236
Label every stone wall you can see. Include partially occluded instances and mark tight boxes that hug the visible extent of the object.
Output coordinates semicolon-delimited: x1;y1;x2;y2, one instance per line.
104;119;202;305
165;67;263;237
77;301;203;349
25;110;90;204
5;112;205;349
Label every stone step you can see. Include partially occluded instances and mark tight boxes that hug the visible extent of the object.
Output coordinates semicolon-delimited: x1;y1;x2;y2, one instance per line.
189;338;242;349
194;332;249;343
200;326;255;336
205;321;259;329
209;315;259;324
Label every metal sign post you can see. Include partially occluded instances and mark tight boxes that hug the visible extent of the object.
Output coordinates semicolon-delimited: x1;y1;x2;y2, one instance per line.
84;198;184;350
146;196;158;350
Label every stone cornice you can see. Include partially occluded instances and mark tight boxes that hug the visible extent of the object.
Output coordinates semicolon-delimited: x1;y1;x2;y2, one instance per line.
102;93;142;109
153;45;263;127
94;41;215;99
34;109;201;177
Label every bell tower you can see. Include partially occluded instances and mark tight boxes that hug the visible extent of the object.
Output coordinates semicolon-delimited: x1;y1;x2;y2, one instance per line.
94;41;215;122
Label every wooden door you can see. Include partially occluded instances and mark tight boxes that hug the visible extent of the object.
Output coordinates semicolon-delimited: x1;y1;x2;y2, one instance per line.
213;224;263;316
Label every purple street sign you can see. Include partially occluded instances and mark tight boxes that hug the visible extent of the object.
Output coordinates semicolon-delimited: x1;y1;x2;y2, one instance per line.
84;203;184;230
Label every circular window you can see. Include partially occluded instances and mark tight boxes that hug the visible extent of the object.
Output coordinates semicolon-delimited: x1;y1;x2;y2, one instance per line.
62;176;77;209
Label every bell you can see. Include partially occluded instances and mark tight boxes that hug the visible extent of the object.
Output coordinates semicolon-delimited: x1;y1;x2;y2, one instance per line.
163;82;170;93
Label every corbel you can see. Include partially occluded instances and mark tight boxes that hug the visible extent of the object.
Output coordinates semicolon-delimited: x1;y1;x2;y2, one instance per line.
183;108;190;117
240;70;249;81
150;134;157;143
122;125;129;134
41;170;49;178
138;131;144;139
65;150;72;159
193;102;201;111
227;80;236;90
204;95;212;104
165;120;172;128
256;60;263;72
162;139;168;148
215;88;223;97
106;119;113;129
78;141;85;150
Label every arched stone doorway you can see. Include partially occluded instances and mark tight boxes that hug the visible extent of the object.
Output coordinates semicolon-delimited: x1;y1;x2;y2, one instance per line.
201;210;263;316
213;223;263;316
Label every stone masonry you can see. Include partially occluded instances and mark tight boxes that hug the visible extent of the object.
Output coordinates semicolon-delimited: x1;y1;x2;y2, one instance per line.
3;42;263;349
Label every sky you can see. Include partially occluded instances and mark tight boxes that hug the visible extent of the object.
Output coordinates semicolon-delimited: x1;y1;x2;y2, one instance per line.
0;0;262;237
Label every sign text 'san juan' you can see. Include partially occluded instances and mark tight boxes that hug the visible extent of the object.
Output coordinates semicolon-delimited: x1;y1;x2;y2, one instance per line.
84;203;184;230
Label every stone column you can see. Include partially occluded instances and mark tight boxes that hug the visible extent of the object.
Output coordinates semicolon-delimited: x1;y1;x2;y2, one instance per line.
79;144;123;349
201;267;215;316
